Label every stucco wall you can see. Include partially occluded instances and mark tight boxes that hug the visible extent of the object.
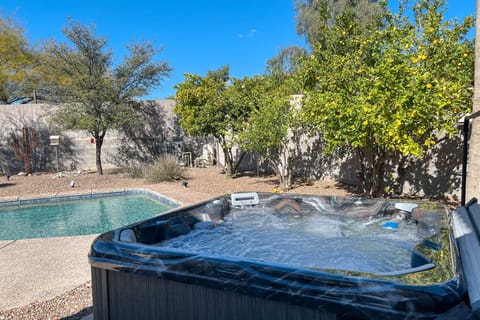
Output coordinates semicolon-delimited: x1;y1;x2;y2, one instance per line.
214;127;463;200
0;101;464;200
0;101;180;173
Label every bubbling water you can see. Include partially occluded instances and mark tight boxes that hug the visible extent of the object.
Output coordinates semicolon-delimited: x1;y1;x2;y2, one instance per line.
158;206;424;274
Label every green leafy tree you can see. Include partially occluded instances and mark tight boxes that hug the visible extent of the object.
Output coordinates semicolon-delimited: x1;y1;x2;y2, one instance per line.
174;66;254;177
266;46;307;80
294;0;383;49
298;0;474;196
0;17;38;104
40;20;171;175
243;76;297;191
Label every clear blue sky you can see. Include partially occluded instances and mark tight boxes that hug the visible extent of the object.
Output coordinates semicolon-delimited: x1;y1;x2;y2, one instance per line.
0;1;475;100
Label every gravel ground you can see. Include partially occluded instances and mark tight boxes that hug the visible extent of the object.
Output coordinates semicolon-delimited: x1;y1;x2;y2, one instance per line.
0;282;92;320
0;167;353;199
0;167;353;320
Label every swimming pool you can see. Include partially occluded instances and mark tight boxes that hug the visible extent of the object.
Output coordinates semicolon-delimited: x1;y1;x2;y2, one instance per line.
0;191;177;240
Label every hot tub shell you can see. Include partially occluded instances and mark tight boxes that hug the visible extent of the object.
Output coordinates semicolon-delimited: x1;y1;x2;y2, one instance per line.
89;193;479;319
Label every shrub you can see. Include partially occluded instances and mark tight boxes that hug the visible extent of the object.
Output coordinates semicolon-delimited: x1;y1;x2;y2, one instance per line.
124;166;145;179
146;154;186;183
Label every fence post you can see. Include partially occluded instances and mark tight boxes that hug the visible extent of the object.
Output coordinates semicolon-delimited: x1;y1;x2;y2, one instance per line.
461;110;480;206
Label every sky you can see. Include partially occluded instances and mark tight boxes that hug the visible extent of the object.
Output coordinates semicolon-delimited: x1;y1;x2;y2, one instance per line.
0;0;476;100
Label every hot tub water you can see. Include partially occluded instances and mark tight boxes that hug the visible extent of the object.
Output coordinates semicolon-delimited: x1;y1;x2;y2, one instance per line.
158;203;423;274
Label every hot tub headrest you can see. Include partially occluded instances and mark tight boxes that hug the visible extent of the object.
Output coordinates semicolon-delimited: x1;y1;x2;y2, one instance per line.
231;192;259;207
394;202;418;213
119;228;137;243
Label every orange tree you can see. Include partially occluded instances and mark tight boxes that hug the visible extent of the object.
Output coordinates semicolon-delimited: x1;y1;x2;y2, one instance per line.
241;76;298;191
175;66;256;177
298;0;474;196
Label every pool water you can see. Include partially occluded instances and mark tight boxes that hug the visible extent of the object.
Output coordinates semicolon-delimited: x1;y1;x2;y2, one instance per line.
0;194;173;240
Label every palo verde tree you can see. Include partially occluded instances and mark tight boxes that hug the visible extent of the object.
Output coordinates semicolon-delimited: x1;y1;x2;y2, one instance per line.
174;66;254;177
40;20;171;175
298;0;474;197
0;17;38;104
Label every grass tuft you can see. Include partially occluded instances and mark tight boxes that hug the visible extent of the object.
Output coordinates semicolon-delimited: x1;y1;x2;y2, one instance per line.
145;154;186;183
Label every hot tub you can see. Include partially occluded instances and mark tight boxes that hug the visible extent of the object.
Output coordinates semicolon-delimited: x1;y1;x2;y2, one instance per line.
89;193;479;319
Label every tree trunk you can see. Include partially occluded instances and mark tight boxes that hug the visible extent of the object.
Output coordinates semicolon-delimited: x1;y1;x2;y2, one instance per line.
95;135;104;175
232;150;246;175
371;160;386;198
266;148;290;192
267;157;286;191
222;145;234;177
220;141;246;178
466;0;480;201
280;148;291;191
358;148;373;196
358;146;388;197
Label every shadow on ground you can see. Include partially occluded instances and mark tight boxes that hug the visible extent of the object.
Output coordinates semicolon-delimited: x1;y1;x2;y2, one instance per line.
60;306;93;320
0;182;15;189
334;182;362;195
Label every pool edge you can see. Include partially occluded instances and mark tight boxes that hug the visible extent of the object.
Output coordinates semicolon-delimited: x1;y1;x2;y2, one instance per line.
0;188;181;209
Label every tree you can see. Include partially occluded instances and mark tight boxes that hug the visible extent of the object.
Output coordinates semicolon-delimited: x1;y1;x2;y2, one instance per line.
243;76;298;191
466;0;480;201
294;0;383;49
174;66;253;177
266;46;307;80
0;17;38;104
40;20;171;174
298;0;474;196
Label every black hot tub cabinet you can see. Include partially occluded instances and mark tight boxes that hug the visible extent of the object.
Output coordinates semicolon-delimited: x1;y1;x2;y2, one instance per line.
89;193;480;320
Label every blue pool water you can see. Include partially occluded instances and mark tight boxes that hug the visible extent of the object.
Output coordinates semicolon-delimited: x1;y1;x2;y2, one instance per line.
0;192;174;240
